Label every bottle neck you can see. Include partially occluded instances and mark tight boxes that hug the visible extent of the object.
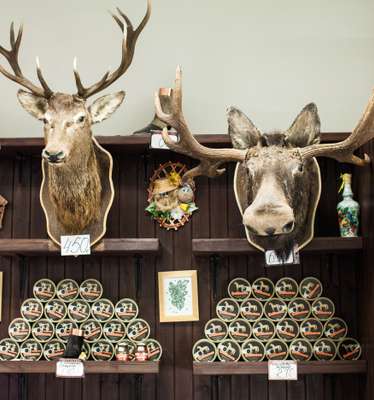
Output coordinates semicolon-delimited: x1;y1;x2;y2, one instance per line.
342;181;353;199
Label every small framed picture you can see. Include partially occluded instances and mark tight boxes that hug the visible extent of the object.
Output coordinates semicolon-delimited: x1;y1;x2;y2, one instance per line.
158;270;199;323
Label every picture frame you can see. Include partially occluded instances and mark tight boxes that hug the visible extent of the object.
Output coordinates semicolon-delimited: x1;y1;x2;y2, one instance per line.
158;270;199;323
0;271;3;322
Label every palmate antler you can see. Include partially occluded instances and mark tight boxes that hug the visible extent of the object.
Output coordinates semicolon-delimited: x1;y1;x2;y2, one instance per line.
156;67;374;178
0;23;53;97
74;0;151;99
299;91;374;166
154;66;247;184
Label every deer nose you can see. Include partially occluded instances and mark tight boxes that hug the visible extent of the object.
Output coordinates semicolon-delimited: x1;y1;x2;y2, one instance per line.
265;227;276;236
42;149;66;164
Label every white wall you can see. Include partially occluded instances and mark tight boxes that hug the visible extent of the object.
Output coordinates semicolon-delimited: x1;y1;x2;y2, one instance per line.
0;0;374;137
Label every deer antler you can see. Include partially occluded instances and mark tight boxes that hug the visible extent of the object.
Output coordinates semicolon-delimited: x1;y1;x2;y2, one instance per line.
154;66;247;184
74;0;151;99
299;90;374;166
0;22;53;97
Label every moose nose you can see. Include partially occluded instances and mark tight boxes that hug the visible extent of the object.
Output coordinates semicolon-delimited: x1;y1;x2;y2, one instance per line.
265;227;276;236
42;149;66;164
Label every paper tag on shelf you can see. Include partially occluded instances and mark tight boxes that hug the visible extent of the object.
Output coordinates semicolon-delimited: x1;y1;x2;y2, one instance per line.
268;360;297;381
150;131;178;150
56;359;85;378
61;234;91;257
265;245;300;266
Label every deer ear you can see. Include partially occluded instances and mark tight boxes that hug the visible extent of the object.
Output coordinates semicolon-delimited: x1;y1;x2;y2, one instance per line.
227;107;262;149
285;103;321;147
17;90;48;120
89;91;126;124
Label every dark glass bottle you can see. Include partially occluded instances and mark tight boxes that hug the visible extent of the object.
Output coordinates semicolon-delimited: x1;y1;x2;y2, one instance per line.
64;328;84;358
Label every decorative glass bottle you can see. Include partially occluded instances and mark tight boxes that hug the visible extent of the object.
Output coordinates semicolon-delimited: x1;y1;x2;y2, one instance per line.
337;173;359;237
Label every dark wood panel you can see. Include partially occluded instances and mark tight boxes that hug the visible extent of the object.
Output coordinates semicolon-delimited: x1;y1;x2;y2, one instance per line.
0;361;160;374
0;132;351;155
193;361;367;375
0;238;160;256
192;237;363;255
0;139;368;400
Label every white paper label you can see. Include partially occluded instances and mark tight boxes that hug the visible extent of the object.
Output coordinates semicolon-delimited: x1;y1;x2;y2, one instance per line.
268;360;298;380
61;235;91;257
56;359;85;378
265;245;300;266
150;132;178;149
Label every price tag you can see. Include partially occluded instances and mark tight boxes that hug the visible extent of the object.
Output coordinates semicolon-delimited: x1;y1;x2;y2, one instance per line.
61;234;91;257
56;359;85;378
265;245;300;266
268;360;298;381
150;130;178;150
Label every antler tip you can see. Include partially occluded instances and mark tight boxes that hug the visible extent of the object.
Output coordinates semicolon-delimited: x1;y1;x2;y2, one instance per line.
35;56;40;69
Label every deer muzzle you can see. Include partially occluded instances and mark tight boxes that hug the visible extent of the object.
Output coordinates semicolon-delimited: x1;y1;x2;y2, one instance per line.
42;149;66;164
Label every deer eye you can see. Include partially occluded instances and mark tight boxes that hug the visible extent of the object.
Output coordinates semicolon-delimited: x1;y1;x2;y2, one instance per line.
77;115;85;123
42;118;49;124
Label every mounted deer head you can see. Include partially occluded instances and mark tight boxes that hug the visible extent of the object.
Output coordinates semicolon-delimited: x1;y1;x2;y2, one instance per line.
155;67;374;251
0;1;151;245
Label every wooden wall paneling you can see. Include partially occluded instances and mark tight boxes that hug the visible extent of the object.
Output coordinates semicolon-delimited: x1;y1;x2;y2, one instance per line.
356;141;374;400
227;163;249;400
137;153;157;400
64;256;84;400
210;168;231;400
174;206;193;400
302;255;324;400
45;256;65;400
267;263;287;400
27;157;47;400
192;174;212;400
285;253;305;400
0;138;369;400
0;157;14;400
82;256;102;400
154;153;174;400
101;154;120;400
118;155;138;398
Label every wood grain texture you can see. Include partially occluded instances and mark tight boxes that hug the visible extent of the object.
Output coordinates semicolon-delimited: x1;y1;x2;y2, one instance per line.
0;139;368;400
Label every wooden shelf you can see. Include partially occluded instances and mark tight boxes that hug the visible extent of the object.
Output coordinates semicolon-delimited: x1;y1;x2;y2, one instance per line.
0;133;350;155
192;237;363;256
193;360;367;375
0;360;159;374
0;238;160;256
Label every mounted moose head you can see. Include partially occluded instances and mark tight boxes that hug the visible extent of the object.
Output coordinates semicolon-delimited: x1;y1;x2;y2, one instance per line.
155;67;373;252
0;1;151;246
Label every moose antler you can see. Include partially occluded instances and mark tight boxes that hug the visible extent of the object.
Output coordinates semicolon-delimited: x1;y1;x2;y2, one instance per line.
0;22;53;97
299;90;374;166
154;66;247;183
74;0;151;99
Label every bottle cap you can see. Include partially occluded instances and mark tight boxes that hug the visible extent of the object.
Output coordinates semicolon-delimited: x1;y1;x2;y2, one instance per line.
72;328;83;337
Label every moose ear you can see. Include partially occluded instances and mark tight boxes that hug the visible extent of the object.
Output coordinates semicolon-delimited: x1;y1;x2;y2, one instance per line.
285;103;321;148
227;107;262;149
89;91;126;124
17;90;48;120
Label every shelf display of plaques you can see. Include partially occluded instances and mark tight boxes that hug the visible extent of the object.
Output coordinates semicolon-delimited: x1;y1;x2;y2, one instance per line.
193;276;362;363
0;279;162;362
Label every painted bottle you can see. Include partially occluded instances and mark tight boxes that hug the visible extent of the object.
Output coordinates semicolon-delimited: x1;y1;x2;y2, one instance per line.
337;173;359;237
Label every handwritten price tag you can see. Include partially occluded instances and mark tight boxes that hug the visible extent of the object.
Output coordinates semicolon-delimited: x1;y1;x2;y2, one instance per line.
61;235;91;257
150;131;178;150
268;360;298;381
56;359;84;378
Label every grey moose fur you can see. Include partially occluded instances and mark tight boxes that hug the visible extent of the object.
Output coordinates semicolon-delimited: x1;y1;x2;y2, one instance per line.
155;67;374;252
